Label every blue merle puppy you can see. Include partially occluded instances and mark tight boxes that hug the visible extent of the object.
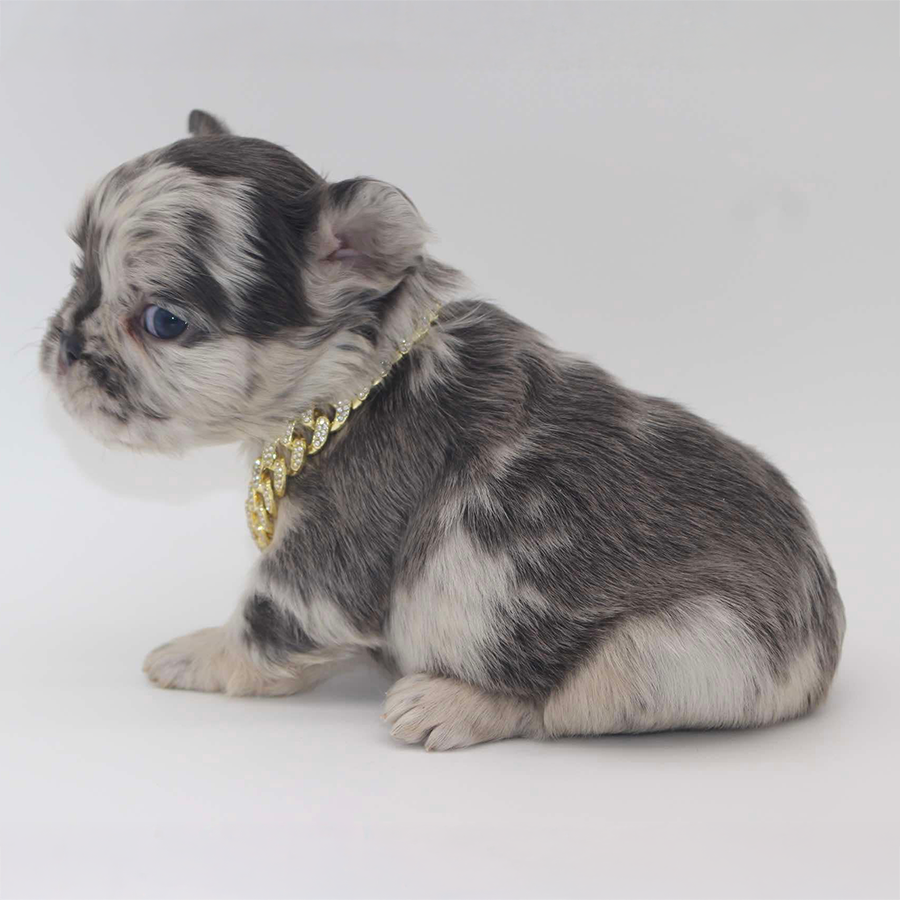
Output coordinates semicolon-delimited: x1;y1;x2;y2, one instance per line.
41;111;845;750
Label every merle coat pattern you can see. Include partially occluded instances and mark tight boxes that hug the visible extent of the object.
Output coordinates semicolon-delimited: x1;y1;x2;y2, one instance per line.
41;111;845;749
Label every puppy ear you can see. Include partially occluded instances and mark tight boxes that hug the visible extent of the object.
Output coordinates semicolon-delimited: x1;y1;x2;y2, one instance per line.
311;178;429;296
187;109;230;137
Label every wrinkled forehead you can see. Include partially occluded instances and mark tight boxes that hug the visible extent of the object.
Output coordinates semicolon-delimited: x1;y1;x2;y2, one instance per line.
70;153;258;318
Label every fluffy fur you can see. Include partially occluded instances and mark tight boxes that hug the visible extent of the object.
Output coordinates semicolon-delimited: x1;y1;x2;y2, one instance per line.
42;111;845;749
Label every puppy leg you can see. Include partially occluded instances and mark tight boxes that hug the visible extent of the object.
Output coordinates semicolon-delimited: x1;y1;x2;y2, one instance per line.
384;674;544;751
143;592;352;696
542;598;832;735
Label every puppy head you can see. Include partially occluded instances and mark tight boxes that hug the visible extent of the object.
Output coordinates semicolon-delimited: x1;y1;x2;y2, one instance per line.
41;110;431;452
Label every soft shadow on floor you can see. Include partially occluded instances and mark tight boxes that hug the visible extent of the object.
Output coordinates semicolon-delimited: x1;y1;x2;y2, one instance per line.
280;659;394;708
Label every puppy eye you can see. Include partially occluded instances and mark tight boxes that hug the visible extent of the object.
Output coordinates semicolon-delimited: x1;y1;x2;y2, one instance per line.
142;305;189;339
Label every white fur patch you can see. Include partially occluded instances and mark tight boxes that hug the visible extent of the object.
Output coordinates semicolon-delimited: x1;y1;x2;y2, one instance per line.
387;526;514;684
91;161;258;313
543;597;827;735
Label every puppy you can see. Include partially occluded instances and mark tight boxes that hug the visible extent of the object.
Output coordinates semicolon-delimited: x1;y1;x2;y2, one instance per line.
41;110;845;750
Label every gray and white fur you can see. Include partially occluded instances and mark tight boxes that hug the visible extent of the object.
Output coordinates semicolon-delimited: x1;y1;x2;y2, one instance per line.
41;111;845;750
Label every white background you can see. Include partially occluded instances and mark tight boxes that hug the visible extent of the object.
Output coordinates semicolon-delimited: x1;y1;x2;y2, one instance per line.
1;3;898;898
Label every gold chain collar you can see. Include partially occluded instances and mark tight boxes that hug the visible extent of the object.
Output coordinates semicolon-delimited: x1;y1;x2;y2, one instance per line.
246;306;441;550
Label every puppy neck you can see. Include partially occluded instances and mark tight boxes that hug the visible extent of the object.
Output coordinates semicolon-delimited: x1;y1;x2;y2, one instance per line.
239;257;466;449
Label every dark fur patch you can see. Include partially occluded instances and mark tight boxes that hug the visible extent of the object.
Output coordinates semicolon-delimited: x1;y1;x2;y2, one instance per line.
244;594;318;658
83;352;128;402
188;109;230;137
71;239;103;328
328;177;368;210
348;322;378;345
152;252;231;329
160;136;324;337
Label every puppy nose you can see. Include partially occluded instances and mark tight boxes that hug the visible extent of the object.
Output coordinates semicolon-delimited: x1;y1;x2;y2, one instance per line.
59;331;83;368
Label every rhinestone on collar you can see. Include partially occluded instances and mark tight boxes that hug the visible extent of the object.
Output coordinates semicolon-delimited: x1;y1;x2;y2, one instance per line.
245;306;441;550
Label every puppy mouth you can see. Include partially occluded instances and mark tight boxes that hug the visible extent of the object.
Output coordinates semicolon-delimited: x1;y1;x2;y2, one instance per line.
45;345;131;427
51;352;172;451
45;335;127;415
41;323;177;451
61;377;128;424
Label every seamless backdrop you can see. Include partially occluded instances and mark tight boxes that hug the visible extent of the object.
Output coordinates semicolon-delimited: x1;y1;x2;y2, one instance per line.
1;3;898;899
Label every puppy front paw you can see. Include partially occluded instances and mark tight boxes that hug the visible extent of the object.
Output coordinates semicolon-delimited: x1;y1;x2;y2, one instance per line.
383;674;541;751
143;627;233;692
